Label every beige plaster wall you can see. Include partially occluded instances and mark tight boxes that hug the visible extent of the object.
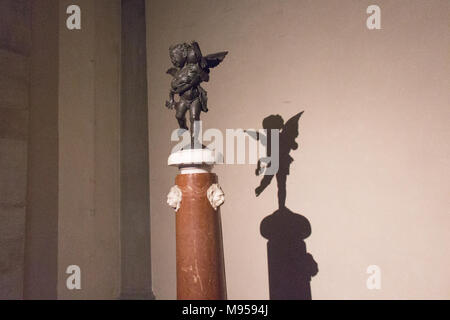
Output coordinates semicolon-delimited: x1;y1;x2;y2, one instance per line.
146;0;450;299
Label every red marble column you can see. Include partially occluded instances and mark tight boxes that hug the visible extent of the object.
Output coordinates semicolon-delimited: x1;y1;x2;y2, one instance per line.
175;173;226;300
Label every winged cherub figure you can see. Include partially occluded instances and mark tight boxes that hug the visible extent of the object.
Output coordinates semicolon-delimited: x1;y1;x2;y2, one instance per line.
246;111;304;209
166;41;228;148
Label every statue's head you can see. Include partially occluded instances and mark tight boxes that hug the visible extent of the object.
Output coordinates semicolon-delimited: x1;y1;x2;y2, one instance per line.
263;114;284;130
186;41;202;64
169;43;189;68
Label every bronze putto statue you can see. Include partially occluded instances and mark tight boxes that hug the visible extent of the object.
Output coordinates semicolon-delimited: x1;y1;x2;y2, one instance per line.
166;41;228;148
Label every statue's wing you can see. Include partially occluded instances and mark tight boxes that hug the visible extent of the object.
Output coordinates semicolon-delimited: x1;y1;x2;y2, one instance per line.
281;111;304;144
203;51;228;69
166;67;178;77
280;111;304;145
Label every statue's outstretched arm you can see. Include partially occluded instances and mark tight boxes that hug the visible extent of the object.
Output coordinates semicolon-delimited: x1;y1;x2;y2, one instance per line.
245;130;268;146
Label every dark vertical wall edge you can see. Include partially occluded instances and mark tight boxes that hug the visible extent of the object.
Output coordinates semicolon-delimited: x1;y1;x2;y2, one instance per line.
23;0;59;299
120;0;154;300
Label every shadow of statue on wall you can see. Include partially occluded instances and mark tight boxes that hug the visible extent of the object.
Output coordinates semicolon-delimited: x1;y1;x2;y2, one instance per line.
247;111;318;300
